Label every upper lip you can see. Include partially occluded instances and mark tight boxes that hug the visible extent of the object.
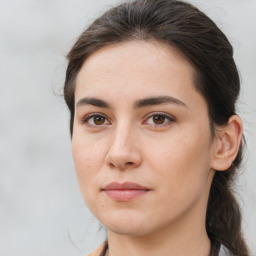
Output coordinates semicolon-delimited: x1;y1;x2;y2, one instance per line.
102;182;150;191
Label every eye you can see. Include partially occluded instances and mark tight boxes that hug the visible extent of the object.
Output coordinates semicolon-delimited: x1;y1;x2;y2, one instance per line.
152;115;166;124
82;113;110;127
144;113;175;126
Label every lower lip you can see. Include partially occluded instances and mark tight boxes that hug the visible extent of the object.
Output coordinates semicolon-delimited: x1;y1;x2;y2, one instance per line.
104;189;149;201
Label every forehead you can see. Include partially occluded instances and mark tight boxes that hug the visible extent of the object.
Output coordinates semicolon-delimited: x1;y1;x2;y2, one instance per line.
75;40;202;108
77;40;194;81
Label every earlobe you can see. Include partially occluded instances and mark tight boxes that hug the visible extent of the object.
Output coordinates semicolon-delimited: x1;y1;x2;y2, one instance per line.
211;115;243;171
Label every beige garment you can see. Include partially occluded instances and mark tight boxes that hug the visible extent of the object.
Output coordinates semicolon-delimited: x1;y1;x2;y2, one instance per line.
87;242;107;256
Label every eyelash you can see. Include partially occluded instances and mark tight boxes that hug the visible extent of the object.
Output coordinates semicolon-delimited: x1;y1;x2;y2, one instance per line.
81;112;176;128
143;112;176;127
81;113;110;127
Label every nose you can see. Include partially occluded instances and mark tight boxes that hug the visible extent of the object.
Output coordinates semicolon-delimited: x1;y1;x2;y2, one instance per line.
105;125;142;170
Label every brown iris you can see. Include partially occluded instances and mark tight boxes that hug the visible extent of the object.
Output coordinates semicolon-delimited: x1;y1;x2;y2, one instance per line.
93;116;105;125
153;115;166;124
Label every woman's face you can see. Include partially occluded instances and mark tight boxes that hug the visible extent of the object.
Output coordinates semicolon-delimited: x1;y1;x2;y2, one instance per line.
72;41;216;237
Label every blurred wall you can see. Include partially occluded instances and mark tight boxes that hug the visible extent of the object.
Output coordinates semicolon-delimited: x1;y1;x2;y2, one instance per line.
1;0;255;255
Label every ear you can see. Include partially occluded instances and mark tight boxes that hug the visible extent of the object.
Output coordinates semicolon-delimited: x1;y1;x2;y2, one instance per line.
211;115;243;171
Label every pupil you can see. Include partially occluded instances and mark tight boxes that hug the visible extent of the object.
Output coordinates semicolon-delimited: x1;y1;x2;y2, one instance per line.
153;115;165;124
94;116;105;125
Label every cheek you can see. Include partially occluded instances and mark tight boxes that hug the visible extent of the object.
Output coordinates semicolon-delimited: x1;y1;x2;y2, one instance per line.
72;140;93;177
72;128;108;169
71;134;107;198
142;134;213;224
146;129;212;195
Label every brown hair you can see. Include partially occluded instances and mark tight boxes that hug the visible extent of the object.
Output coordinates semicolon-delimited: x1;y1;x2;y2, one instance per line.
64;0;249;255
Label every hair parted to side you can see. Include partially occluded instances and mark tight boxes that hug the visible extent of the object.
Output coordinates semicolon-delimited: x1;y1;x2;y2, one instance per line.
64;0;249;255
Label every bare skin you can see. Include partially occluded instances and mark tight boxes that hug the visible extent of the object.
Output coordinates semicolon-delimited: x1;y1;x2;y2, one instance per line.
72;41;242;256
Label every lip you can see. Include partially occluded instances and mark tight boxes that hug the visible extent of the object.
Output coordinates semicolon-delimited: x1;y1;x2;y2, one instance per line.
102;182;151;201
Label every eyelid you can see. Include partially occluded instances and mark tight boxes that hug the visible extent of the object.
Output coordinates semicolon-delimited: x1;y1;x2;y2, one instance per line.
80;111;175;128
81;112;111;127
143;112;176;126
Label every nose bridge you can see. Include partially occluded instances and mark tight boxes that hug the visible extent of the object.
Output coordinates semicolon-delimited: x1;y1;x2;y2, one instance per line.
105;119;141;169
113;120;132;148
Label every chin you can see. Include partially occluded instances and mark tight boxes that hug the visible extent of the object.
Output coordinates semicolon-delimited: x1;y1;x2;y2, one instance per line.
108;223;148;237
100;211;150;236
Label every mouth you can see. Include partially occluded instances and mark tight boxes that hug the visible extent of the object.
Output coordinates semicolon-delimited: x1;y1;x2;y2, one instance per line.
102;182;151;201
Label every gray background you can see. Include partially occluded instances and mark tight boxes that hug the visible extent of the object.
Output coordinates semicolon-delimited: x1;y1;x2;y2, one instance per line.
1;0;255;255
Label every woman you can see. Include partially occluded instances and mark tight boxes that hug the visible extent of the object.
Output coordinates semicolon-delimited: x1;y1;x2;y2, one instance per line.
64;0;249;255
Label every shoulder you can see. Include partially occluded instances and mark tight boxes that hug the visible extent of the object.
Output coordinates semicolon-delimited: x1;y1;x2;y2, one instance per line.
87;242;108;256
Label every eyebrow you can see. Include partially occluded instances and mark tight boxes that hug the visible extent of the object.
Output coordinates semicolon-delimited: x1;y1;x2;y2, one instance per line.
76;97;111;108
134;96;187;108
76;96;187;109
